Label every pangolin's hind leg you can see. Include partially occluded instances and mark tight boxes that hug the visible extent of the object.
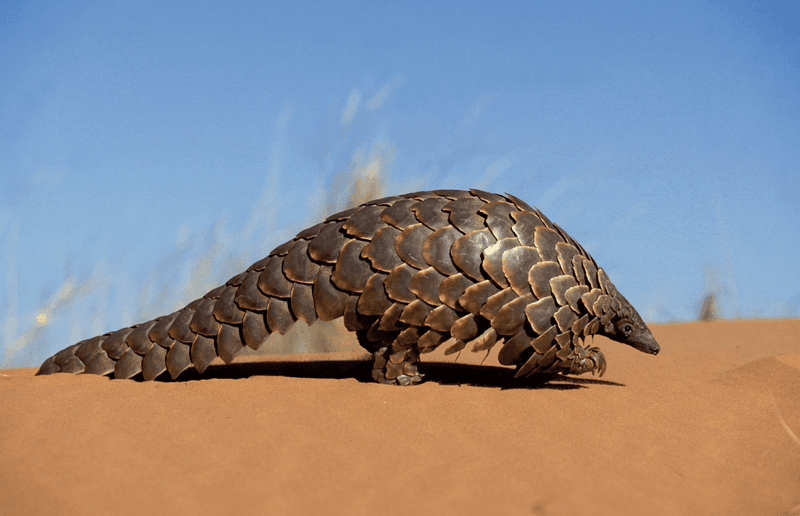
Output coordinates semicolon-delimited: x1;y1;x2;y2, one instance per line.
357;329;425;386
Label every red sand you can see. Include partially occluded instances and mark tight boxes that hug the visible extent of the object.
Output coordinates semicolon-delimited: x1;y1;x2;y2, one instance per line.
1;319;798;515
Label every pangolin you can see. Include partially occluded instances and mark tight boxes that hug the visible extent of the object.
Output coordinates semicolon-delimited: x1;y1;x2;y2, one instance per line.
36;189;660;385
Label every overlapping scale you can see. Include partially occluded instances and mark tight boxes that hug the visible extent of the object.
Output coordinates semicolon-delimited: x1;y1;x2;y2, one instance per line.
166;342;192;379
258;256;293;298
307;221;346;263
312;267;349;321
266;298;295;335
357;273;393;316
479;288;518;321
217;324;244;365
528;261;563;299
242;311;269;350
102;327;133;359
451;229;496;281
85;351;116;376
283;240;320;284
556;242;579;276
524;296;557;334
410;197;450;229
459;280;500;315
478;202;518;240
290;283;317;325
380;199;418;229
469;188;505;203
385;263;418;303
189;298;221;337
492;294;534;335
331;240;372;292
215;285;246;323
408;267;445;306
550;275;579;306
424;304;459;332
482;237;520;288
399;299;433;326
125;320;157;355
533;225;562;262
342;206;386;239
422;226;461;276
444;197;485;233
361;226;402;272
438;273;474;310
395;224;433;269
511;211;546;246
191;334;217;374
142;343;167;381
497;330;531;365
378;302;405;332
149;312;179;348
501;246;540;296
469;327;498;353
75;336;105;364
451;314;479;340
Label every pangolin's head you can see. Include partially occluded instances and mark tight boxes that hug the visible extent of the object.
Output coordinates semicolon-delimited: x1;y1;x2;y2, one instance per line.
598;292;660;355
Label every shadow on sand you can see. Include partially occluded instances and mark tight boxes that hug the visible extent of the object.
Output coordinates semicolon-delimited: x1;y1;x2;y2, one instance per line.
146;358;625;390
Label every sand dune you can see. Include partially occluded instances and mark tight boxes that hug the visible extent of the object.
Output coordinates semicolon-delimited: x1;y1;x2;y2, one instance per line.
1;319;798;515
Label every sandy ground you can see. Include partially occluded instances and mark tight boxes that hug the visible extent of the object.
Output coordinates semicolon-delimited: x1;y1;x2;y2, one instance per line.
1;319;798;516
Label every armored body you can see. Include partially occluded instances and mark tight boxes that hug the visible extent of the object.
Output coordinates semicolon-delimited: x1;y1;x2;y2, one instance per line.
37;189;659;385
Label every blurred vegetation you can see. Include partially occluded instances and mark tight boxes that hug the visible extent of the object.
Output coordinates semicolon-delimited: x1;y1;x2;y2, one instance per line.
1;96;394;369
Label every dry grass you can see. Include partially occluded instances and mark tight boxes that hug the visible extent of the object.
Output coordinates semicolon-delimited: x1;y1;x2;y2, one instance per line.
2;92;397;369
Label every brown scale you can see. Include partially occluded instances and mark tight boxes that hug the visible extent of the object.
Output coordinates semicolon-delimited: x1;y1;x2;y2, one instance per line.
443;197;486;234
424;304;459;332
312;267;349;321
510;211;546;246
307;221;347;263
525;297;557;334
492;293;534;336
216;285;246;324
438;273;474;311
191;334;217;373
399;299;433;327
451;229;496;281
125;320;157;355
478;202;518;240
480;288;518;321
168;309;197;344
408;267;445;306
529;262;563;299
421;226;461;276
459;280;501;315
482;237;521;288
469;189;505;203
384;264;418;304
378;303;405;332
331;240;372;292
37;188;659;385
357;273;393;316
361;226;402;272
395;224;433;269
342;205;387;239
501;246;540;296
189;298;221;337
142;344;167;381
283;240;320;284
410;197;450;229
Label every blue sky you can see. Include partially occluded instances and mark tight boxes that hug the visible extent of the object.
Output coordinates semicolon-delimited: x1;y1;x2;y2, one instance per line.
1;0;798;366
